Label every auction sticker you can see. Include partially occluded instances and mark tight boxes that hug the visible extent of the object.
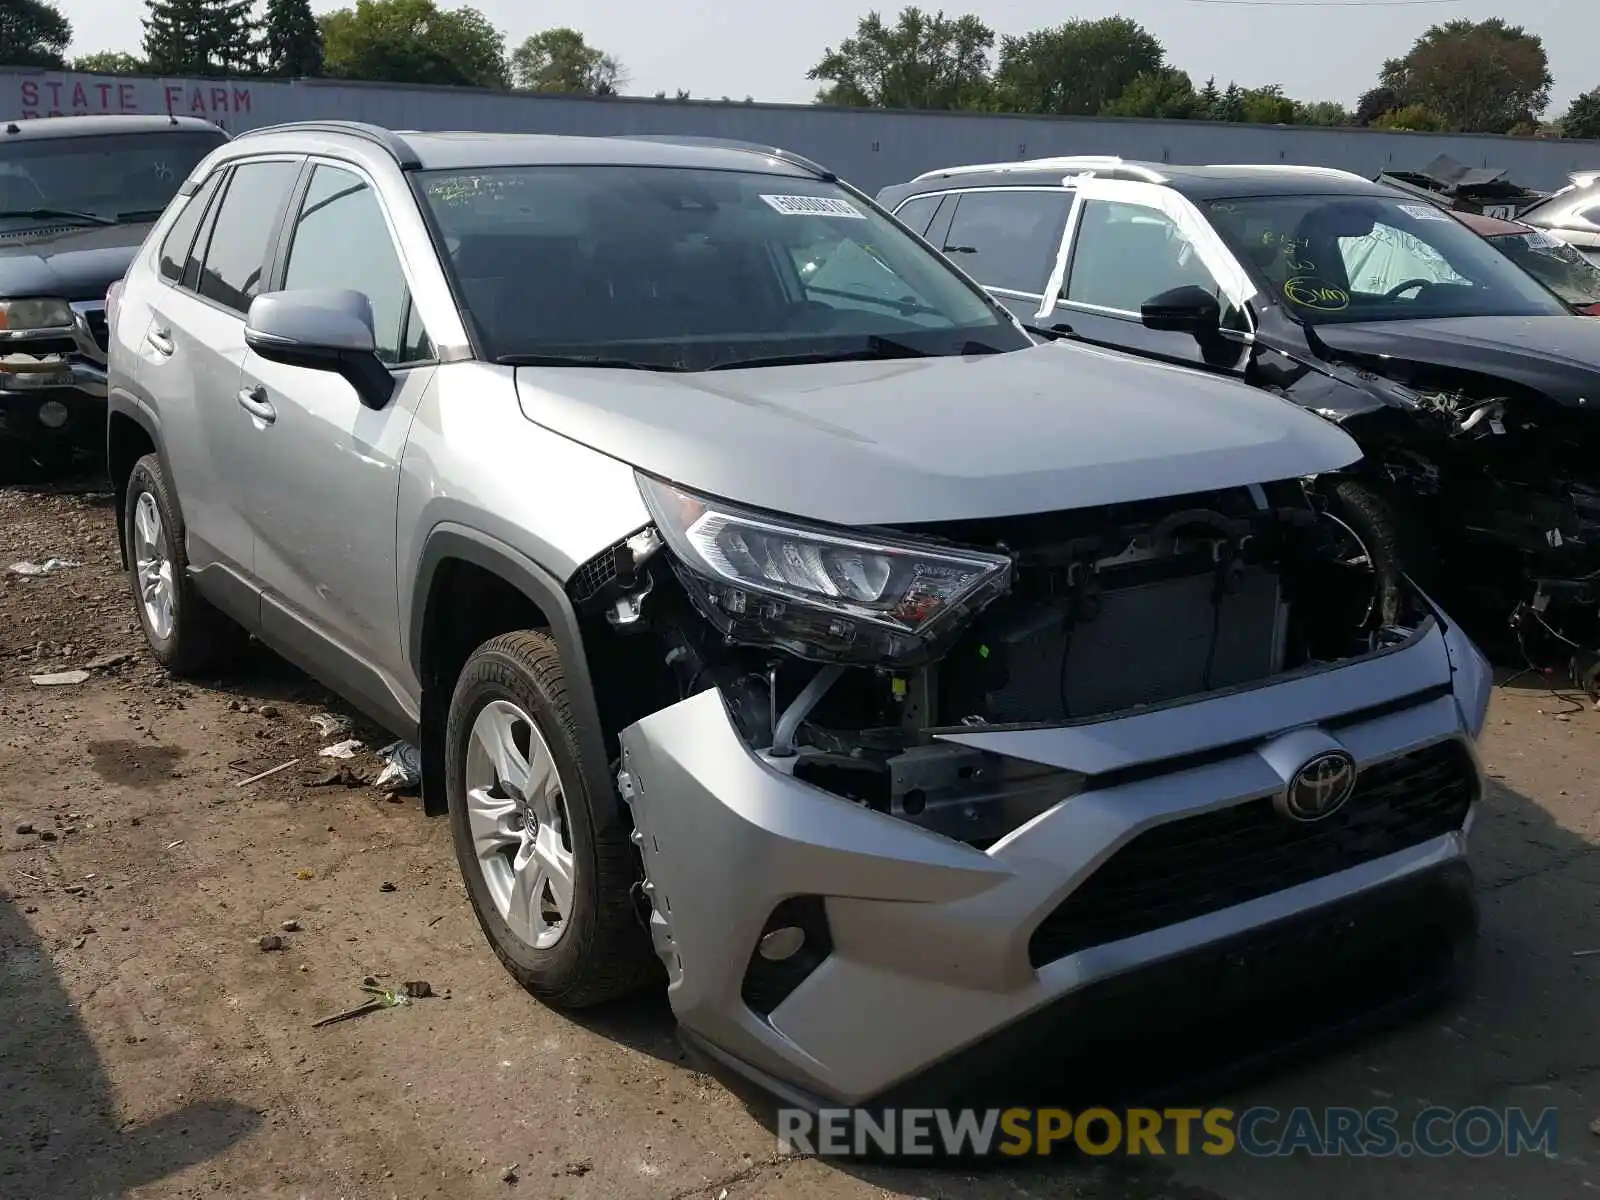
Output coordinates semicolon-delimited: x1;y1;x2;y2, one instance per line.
761;194;867;218
1397;203;1451;222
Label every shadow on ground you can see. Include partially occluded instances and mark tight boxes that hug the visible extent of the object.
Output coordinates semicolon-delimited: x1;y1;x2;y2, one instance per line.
0;895;259;1198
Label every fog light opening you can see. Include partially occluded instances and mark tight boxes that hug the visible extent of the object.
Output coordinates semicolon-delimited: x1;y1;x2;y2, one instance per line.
758;926;806;962
37;400;69;429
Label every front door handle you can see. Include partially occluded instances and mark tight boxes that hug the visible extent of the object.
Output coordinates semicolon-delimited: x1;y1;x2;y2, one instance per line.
146;326;174;356
237;385;276;425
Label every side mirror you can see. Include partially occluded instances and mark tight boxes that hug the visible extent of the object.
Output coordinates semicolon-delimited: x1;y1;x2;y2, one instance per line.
245;289;395;410
1141;284;1223;334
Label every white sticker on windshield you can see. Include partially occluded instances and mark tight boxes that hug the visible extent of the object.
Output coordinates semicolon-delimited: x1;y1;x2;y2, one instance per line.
760;194;867;219
1524;229;1560;248
1397;203;1452;222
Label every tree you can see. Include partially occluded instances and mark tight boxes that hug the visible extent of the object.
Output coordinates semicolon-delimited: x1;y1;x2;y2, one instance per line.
263;0;324;77
1378;19;1552;133
74;51;147;74
1373;103;1448;132
808;8;994;110
1562;88;1600;140
1294;100;1351;127
144;0;259;76
1102;68;1197;119
994;17;1163;116
1212;82;1247;123
1196;75;1220;118
510;27;624;95
320;0;507;88
1354;84;1398;126
1239;84;1296;125
0;0;72;68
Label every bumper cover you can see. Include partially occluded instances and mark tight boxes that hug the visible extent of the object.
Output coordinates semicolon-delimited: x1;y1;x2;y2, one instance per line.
618;613;1489;1106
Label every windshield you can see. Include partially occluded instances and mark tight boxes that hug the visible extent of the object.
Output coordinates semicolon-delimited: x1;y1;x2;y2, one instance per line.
416;164;1027;369
1205;194;1569;325
1487;229;1600;308
0;131;227;225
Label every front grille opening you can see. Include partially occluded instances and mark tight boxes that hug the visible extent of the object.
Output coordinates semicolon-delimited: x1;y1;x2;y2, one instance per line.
84;310;109;351
740;895;833;1017
1027;739;1477;969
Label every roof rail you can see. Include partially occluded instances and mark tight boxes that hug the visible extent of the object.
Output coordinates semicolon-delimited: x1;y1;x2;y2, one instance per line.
1223;163;1370;182
910;155;1169;184
607;134;834;180
233;120;421;169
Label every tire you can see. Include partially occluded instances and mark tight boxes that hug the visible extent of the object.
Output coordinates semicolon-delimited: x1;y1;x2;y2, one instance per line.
123;453;248;676
1325;476;1421;628
446;631;656;1008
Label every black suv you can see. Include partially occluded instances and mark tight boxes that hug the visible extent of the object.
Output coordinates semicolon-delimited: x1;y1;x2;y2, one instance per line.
879;156;1600;655
0;114;228;477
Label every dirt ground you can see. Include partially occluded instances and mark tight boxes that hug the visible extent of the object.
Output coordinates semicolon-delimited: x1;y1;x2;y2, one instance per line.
2;480;1598;1200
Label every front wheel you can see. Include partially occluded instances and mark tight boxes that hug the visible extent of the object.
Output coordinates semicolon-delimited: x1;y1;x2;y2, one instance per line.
1322;476;1422;629
446;631;656;1007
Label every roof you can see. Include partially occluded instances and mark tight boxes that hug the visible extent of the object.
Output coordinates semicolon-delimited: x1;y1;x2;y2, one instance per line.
231;120;827;178
1;113;224;139
896;157;1395;200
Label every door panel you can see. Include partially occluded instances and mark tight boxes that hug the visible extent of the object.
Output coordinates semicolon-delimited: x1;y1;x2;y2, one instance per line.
243;161;428;690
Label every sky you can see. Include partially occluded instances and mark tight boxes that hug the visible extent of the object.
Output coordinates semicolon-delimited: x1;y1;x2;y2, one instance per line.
51;0;1600;114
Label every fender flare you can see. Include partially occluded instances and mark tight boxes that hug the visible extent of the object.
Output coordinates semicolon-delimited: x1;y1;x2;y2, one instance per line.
105;389;173;570
409;524;614;814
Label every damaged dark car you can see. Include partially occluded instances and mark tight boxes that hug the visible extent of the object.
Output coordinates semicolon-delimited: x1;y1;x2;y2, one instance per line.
878;159;1600;658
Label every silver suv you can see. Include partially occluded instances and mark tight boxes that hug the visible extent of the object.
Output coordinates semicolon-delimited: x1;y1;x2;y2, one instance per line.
106;122;1490;1108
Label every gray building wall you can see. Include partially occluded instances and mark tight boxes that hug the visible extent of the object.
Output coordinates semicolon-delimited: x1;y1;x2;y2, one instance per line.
6;68;1599;195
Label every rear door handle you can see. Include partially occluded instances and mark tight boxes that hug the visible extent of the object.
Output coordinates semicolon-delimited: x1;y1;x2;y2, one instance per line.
146;326;174;356
237;385;276;425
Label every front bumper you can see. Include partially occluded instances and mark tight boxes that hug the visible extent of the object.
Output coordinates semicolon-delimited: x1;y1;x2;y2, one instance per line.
618;611;1490;1106
0;301;109;445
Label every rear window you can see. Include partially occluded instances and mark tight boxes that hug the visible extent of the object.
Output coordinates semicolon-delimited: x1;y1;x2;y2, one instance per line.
417;164;1025;370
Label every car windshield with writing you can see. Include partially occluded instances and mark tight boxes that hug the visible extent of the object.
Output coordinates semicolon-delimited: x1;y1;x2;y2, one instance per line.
1205;194;1569;325
0;131;226;226
418;164;1027;371
1484;228;1600;310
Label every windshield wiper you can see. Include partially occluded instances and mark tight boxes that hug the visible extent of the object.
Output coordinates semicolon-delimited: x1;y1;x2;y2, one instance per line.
115;208;169;223
0;207;115;227
496;353;688;372
705;335;1003;371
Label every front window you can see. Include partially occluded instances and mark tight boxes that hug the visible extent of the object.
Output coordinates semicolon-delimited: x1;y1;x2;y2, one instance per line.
417;164;1027;370
1205;194;1568;324
0;131;227;226
1488;230;1600;308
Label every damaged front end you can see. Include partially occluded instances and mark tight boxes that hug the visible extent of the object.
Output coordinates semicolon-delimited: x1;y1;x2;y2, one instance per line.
576;472;1488;1106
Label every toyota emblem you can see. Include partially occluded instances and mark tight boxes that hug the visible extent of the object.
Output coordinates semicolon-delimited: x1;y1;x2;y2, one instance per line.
1278;750;1358;822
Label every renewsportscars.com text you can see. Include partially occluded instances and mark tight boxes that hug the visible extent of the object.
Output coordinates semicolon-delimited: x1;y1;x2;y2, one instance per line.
778;1105;1560;1158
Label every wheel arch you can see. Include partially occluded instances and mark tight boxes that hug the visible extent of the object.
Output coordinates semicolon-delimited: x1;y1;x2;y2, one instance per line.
105;393;166;571
410;525;612;820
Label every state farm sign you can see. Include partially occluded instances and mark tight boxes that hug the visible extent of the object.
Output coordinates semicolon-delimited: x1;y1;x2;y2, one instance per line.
13;73;252;126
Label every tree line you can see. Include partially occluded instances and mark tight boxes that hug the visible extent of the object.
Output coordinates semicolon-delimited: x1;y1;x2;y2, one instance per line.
1;0;1597;139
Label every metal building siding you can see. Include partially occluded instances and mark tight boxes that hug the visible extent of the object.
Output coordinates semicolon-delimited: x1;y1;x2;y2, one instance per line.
4;68;1597;193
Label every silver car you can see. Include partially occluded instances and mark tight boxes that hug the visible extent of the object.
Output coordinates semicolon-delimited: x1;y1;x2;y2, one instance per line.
105;122;1490;1108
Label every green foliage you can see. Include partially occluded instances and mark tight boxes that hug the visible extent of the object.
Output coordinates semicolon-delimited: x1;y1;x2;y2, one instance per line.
1102;68;1198;120
1238;84;1296;125
1379;19;1552;132
73;51;147;75
1562;88;1600;140
994;17;1163;116
1295;100;1352;127
320;0;507;88
808;8;995;110
510;27;624;95
143;0;259;76
1372;103;1449;132
1;0;72;69
262;0;324;77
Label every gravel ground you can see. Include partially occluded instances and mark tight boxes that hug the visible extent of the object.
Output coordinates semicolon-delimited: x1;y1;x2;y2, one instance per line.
1;480;1597;1200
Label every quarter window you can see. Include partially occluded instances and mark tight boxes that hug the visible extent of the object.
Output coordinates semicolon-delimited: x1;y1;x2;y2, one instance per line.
196;160;300;313
1066;199;1226;314
158;172;221;285
941;189;1071;294
281;165;417;364
893;195;941;237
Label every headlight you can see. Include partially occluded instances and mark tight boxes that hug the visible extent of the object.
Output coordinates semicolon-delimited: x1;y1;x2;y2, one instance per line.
0;298;74;332
638;474;1012;665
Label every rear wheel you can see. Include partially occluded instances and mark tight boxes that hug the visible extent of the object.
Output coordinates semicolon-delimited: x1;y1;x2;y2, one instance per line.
446;631;656;1007
124;453;248;675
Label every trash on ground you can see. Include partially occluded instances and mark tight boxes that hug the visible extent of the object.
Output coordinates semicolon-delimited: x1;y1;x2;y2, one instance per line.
31;670;90;686
8;558;81;577
165;839;184;849
319;738;364;759
374;740;421;792
304;764;366;788
500;1164;519;1183
281;918;301;932
235;758;300;787
84;652;132;671
295;868;315;880
379;881;397;892
258;934;285;952
311;980;427;1028
401;980;433;998
309;712;352;738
